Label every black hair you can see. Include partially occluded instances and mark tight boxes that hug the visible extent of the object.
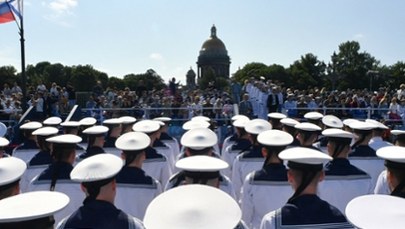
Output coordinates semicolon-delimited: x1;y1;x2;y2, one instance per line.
328;137;351;158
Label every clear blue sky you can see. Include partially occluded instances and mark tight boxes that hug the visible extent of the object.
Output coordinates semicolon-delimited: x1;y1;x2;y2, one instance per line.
1;0;405;83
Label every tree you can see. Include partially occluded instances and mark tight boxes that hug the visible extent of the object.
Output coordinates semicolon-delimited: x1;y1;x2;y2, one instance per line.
233;62;269;83
287;53;326;89
108;77;126;90
123;69;165;91
70;65;98;91
0;66;17;87
44;63;68;86
388;61;405;87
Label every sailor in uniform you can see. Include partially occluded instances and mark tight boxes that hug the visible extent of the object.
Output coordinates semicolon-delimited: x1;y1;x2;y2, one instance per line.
29;134;83;224
12;121;42;161
267;112;286;130
144;184;244;229
240;130;293;229
42;116;62;128
58;154;145;229
177;119;213;159
0;137;10;158
166;128;236;198
260;147;352;229
152;120;176;170
294;122;322;151
102;118;122;148
304;111;324;127
317;128;373;212
60;121;85;151
114;132;162;219
232;119;272;200
314;115;343;152
153;116;180;158
0;191;69;229
132;120;172;187
77;125;109;160
366;119;392;151
390;129;405;146
221;115;250;154
280;118;300;147
119;116;137;134
77;117;97;147
0;157;26;200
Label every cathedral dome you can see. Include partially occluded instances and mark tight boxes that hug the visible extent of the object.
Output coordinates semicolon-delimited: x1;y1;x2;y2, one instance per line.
199;25;228;56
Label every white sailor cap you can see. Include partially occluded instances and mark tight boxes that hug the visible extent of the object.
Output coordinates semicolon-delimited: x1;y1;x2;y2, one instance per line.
322;128;356;139
258;130;294;146
70;154;123;182
304;111;324;120
153;117;172;122
182;120;210;130
232;117;250;128
181;128;217;150
322;115;343;128
132;120;160;133
191;116;211;122
279;147;332;166
60;121;81;128
144;184;241;229
155;120;165;127
345;194;405;229
0;157;26;187
0;191;69;223
377;146;405;165
342;118;357;126
348;120;376;131
280;118;300;127
0;137;9;147
0;122;6;137
175;155;228;172
82;125;109;135
103;118;123;126
46;134;82;144
119;116;137;124
294;122;322;132
115;132;150;151
20;121;42;130
267;112;287;120
391;130;405;136
79;117;97;126
244;119;272;135
43;116;62;126
32;127;59;136
365;119;389;130
231;114;249;121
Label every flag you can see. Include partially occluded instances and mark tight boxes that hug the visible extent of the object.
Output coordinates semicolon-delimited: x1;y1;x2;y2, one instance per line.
0;0;22;24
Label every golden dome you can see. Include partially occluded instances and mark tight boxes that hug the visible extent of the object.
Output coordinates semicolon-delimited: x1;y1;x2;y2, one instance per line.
200;25;228;56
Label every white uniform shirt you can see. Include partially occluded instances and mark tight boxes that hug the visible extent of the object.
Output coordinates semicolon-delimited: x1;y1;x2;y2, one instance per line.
368;136;393;151
374;170;391;194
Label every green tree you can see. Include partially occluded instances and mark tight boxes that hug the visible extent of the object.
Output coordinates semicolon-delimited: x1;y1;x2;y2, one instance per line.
108;77;126;90
44;63;68;86
70;65;98;91
287;53;326;89
123;69;165;91
233;62;269;83
0;66;17;86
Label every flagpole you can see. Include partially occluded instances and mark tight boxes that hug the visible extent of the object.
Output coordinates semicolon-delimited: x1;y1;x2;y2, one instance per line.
18;2;27;111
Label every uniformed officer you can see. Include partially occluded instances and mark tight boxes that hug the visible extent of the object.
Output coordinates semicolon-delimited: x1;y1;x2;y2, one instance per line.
391;129;405;146
114;131;162;219
58;154;144;229
221;115;249;154
13;121;42;158
60;121;81;135
43;116;62;127
260;147;352;229
267;112;286;130
366;119;392;151
304;111;324;127
232;119;272;200
376;146;405;198
345;194;405;228
0;191;69;229
314;115;343;151
181;119;220;155
317;128;373;212
240;130;293;229
0;157;26;200
0;137;10;158
152;120;176;169
102;118;122;147
294;122;322;150
77;125;109;160
77;117;97;146
153;116;180;157
119;116;137;134
280;118;300;147
144;184;243;229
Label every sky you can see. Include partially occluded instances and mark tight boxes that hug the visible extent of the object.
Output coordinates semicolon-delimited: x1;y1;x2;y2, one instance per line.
1;0;405;83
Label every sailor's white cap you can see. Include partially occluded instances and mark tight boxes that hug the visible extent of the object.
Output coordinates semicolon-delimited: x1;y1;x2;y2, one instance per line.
342;118;358;126
349;120;376;131
0;191;69;223
294;122;322;132
191;116;211;122
231;114;249;121
0;157;26;187
79;117;97;126
322;115;343;128
391;130;405;136
153;117;172;122
280;118;300;127
70;154;123;182
322;128;356;139
182;120;210;130
0;122;7;137
144;184;241;229
155;120;165;127
43;116;62;126
119;116;137;124
0;137;9;147
267;112;287;120
102;118;123;125
20;121;42;130
366;119;389;130
376;146;405;164
233;117;250;128
32;127;59;136
244;119;272;135
279;147;332;165
175;155;228;172
115;132;150;151
82;125;109;135
345;194;405;229
46;134;82;144
60;121;81;128
304;111;324;120
258;130;293;146
132;120;160;133
181;128;217;150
